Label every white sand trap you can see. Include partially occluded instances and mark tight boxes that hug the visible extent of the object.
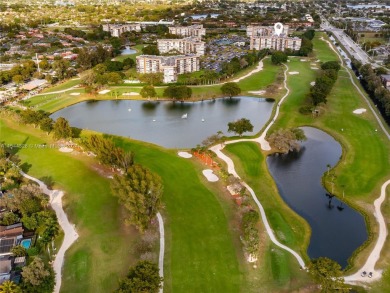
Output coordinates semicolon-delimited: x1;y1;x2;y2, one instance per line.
300;59;307;62
289;71;299;75
178;151;192;158
70;92;80;96
248;90;266;95
311;67;319;70
203;169;219;182
98;89;110;95
310;81;316;86
353;108;367;114
122;92;139;96
59;147;73;153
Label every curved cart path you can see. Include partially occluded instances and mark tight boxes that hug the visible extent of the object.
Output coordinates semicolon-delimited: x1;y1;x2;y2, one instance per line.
344;180;390;283
20;171;79;293
210;63;306;269
157;212;165;293
320;36;390;283
210;144;306;269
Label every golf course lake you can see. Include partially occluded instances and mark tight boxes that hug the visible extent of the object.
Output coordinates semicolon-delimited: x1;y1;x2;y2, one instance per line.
267;127;368;268
51;96;274;148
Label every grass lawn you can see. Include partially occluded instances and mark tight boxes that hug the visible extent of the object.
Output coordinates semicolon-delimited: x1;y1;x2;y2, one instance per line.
1;116;245;293
41;79;81;94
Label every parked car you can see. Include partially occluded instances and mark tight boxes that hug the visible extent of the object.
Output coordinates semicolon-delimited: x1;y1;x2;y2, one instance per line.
361;271;367;277
368;272;373;278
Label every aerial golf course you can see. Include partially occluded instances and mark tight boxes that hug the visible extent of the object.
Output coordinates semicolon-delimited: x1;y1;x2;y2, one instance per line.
1;32;390;292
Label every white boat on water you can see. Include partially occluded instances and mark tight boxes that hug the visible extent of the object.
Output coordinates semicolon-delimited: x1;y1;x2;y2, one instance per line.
181;113;188;119
201;118;205;122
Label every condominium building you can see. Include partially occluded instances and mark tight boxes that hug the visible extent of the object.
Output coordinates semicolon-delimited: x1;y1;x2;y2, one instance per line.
247;23;301;51
168;24;206;38
157;37;205;56
102;23;141;37
250;36;302;51
136;55;200;83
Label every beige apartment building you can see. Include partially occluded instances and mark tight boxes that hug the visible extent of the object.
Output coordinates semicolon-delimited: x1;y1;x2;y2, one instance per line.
157;37;205;56
168;24;206;38
247;23;301;51
136;55;200;83
102;23;141;37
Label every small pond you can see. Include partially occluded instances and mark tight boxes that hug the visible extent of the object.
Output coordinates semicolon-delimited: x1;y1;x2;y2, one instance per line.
120;46;136;55
51;97;274;148
267;127;367;268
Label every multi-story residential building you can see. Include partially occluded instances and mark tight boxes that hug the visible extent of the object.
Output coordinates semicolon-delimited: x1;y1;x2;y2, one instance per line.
102;23;141;37
168;24;206;38
136;55;200;83
247;23;301;51
157;37;205;56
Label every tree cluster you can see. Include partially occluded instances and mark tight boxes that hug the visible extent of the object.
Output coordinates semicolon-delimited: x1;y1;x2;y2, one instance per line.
116;261;163;293
142;45;160;56
220;50;267;78
21;257;55;293
298;29;315;56
140;85;157;99
0;60;36;85
271;51;288;65
241;210;260;256
268;128;307;154
227;118;253;136
81;134;134;170
111;164;163;233
308;61;341;106
163;85;192;100
76;45;113;71
308;257;347;292
351;59;390;122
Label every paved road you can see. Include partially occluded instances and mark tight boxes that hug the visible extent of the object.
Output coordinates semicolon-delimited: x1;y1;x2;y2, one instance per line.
320;17;378;68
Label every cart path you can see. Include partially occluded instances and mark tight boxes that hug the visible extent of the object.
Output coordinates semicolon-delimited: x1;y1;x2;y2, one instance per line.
210;63;306;269
157;212;165;293
20;171;79;293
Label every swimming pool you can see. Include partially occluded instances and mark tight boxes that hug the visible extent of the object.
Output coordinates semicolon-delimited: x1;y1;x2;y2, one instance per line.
20;239;32;249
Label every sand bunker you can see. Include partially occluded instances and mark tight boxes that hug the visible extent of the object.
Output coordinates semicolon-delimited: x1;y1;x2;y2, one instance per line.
98;89;110;95
353;108;367;114
70;92;80;96
59;147;73;153
122;92;139;96
178;151;192;158
248;90;266;95
310;81;316;86
311;67;319;70
202;169;219;182
300;59;307;62
289;71;299;75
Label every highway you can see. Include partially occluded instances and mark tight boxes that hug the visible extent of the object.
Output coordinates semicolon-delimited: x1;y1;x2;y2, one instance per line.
320;17;378;67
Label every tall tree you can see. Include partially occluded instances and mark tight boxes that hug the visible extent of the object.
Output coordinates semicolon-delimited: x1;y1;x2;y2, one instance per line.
117;261;162;293
142;45;160;55
221;82;241;98
227;118;253;136
111;164;163;232
140;85;157;99
268;128;307;153
21;257;55;293
271;51;288;65
53;117;72;139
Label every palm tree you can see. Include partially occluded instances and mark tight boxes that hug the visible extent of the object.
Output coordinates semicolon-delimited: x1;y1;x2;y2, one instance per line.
0;280;22;293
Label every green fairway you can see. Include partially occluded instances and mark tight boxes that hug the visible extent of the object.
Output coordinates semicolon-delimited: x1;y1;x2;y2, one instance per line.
1;116;244;293
41;79;82;94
